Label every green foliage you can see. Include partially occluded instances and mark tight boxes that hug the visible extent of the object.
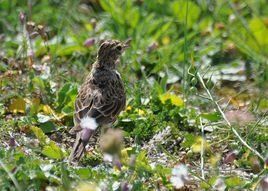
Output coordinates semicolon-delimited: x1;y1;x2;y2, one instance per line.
200;112;221;122
56;82;78;115
225;176;245;188
0;0;267;190
171;1;201;28
31;126;66;159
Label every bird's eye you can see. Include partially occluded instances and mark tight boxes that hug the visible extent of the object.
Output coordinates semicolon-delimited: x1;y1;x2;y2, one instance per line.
116;45;122;51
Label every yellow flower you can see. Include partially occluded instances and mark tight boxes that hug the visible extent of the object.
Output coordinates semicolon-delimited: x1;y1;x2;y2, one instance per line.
125;105;132;111
191;137;209;153
162;36;170;45
159;93;184;107
135;109;145;115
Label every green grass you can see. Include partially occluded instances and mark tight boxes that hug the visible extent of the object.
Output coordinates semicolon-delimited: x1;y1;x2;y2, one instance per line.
0;0;267;190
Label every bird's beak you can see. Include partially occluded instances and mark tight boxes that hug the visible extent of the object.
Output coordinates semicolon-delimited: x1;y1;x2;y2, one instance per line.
122;38;132;49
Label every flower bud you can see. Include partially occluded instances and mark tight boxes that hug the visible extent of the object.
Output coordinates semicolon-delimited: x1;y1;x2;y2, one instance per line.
84;38;95;47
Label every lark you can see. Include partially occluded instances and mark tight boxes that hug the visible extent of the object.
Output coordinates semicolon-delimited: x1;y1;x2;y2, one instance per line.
69;39;130;162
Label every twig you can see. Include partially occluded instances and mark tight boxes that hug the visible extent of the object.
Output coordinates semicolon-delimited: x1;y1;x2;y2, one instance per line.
0;159;22;191
197;72;265;162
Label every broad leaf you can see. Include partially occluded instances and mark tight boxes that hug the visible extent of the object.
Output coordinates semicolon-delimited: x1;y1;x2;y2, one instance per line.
42;143;64;160
8;97;26;114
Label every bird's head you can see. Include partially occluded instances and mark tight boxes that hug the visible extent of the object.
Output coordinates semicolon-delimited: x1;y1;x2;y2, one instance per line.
96;39;131;70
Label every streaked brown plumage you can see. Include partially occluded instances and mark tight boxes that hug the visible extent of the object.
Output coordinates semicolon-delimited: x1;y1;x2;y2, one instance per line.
69;39;130;162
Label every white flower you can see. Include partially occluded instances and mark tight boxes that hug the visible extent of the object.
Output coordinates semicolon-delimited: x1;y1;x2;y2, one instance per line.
170;164;189;189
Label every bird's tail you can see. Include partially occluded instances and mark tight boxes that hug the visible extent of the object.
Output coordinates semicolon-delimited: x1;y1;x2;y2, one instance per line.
69;129;94;163
69;132;86;162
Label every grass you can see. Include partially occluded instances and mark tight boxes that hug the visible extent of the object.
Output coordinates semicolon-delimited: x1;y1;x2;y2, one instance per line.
0;0;267;190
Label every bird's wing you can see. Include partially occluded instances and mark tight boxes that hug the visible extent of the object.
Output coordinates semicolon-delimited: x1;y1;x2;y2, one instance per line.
69;74;125;134
69;83;94;134
94;72;126;122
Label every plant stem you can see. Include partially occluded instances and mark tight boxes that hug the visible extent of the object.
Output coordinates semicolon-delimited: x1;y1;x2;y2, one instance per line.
183;0;189;101
0;159;22;191
197;72;264;162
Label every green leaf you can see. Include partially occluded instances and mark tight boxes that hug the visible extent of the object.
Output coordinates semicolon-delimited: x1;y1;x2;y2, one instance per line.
135;150;152;173
30;98;41;115
154;164;171;181
39;121;57;133
61;102;76;115
42;143;64;160
32;77;46;91
99;0;124;25
56;44;87;56
258;98;268;112
75;168;93;179
200;112;221;122
171;1;201;28
0;103;5;116
31;126;48;145
200;176;218;189
249;17;268;50
225;176;244;188
126;8;140;28
57;83;78;112
153;21;172;40
181;133;196;148
61;163;71;190
99;0;112;13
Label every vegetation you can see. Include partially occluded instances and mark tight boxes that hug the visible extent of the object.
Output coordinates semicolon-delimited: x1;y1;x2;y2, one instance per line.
0;0;267;190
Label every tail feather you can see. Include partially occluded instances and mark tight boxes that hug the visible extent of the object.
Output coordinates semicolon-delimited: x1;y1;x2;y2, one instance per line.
69;129;94;163
69;133;85;162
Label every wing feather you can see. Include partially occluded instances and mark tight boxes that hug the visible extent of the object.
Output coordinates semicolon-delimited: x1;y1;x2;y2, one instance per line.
70;70;125;134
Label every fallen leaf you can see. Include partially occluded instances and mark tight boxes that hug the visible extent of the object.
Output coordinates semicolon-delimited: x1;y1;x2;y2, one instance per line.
223;150;239;164
42;105;55;115
8;97;26;113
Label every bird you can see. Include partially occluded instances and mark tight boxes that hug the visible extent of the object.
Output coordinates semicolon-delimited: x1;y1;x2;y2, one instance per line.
68;39;130;162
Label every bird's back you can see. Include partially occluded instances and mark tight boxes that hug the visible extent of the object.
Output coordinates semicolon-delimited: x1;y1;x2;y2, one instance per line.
73;68;126;128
